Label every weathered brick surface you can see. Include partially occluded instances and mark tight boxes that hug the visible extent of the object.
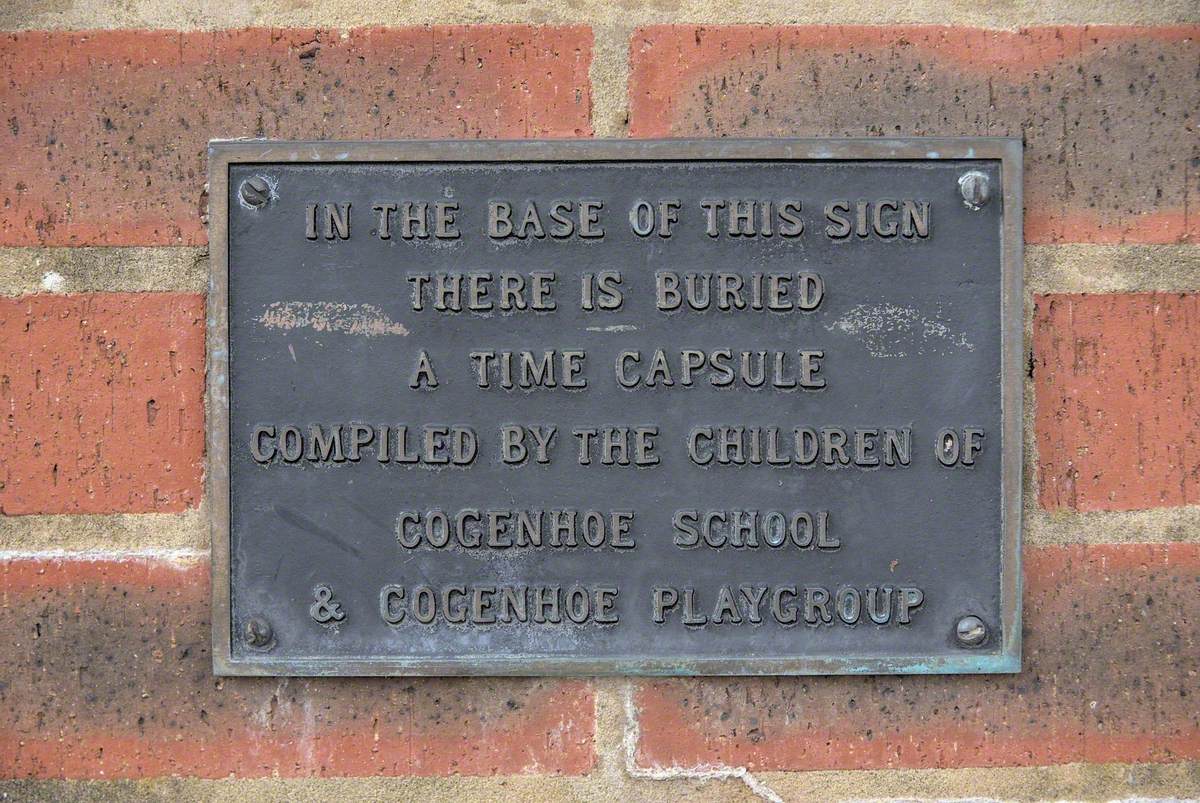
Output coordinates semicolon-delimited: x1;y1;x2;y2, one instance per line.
0;558;595;779
629;25;1200;244
0;294;204;515
1035;293;1200;512
635;544;1200;771
0;26;593;246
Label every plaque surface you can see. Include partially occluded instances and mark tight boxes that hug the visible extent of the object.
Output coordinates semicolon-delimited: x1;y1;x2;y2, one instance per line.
209;139;1022;675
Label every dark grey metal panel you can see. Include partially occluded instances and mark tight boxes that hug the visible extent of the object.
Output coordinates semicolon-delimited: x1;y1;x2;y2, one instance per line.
207;139;1022;676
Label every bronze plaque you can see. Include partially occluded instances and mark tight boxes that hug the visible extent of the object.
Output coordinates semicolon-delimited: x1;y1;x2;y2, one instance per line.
208;139;1022;675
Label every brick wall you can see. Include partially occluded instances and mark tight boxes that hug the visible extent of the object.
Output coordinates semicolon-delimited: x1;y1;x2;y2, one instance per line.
1;2;1196;801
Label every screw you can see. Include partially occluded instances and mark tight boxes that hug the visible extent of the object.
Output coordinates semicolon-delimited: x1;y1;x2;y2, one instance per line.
958;170;991;210
244;616;273;649
239;176;271;208
955;615;988;647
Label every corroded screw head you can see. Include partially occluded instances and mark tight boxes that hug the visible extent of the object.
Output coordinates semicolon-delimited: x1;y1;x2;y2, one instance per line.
958;170;991;210
244;616;273;648
239;176;271;208
955;615;988;647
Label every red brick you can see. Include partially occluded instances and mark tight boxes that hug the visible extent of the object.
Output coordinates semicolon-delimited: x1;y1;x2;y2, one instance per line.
0;558;595;779
0;293;204;515
629;25;1199;244
634;544;1200;771
0;26;593;246
1034;293;1200;512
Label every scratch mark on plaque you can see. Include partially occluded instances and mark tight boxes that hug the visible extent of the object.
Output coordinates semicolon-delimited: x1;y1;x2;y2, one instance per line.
273;505;364;559
347;499;394;536
828;303;974;358
585;324;639;333
259;301;409;337
287;343;297;362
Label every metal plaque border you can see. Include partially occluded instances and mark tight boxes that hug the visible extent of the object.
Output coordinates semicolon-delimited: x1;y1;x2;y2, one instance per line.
207;138;1023;677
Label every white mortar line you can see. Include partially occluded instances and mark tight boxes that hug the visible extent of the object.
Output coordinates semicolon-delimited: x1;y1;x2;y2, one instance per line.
5;1;1198;30
588;21;633;138
0;547;206;563
621;681;785;803
3;244;1197;298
